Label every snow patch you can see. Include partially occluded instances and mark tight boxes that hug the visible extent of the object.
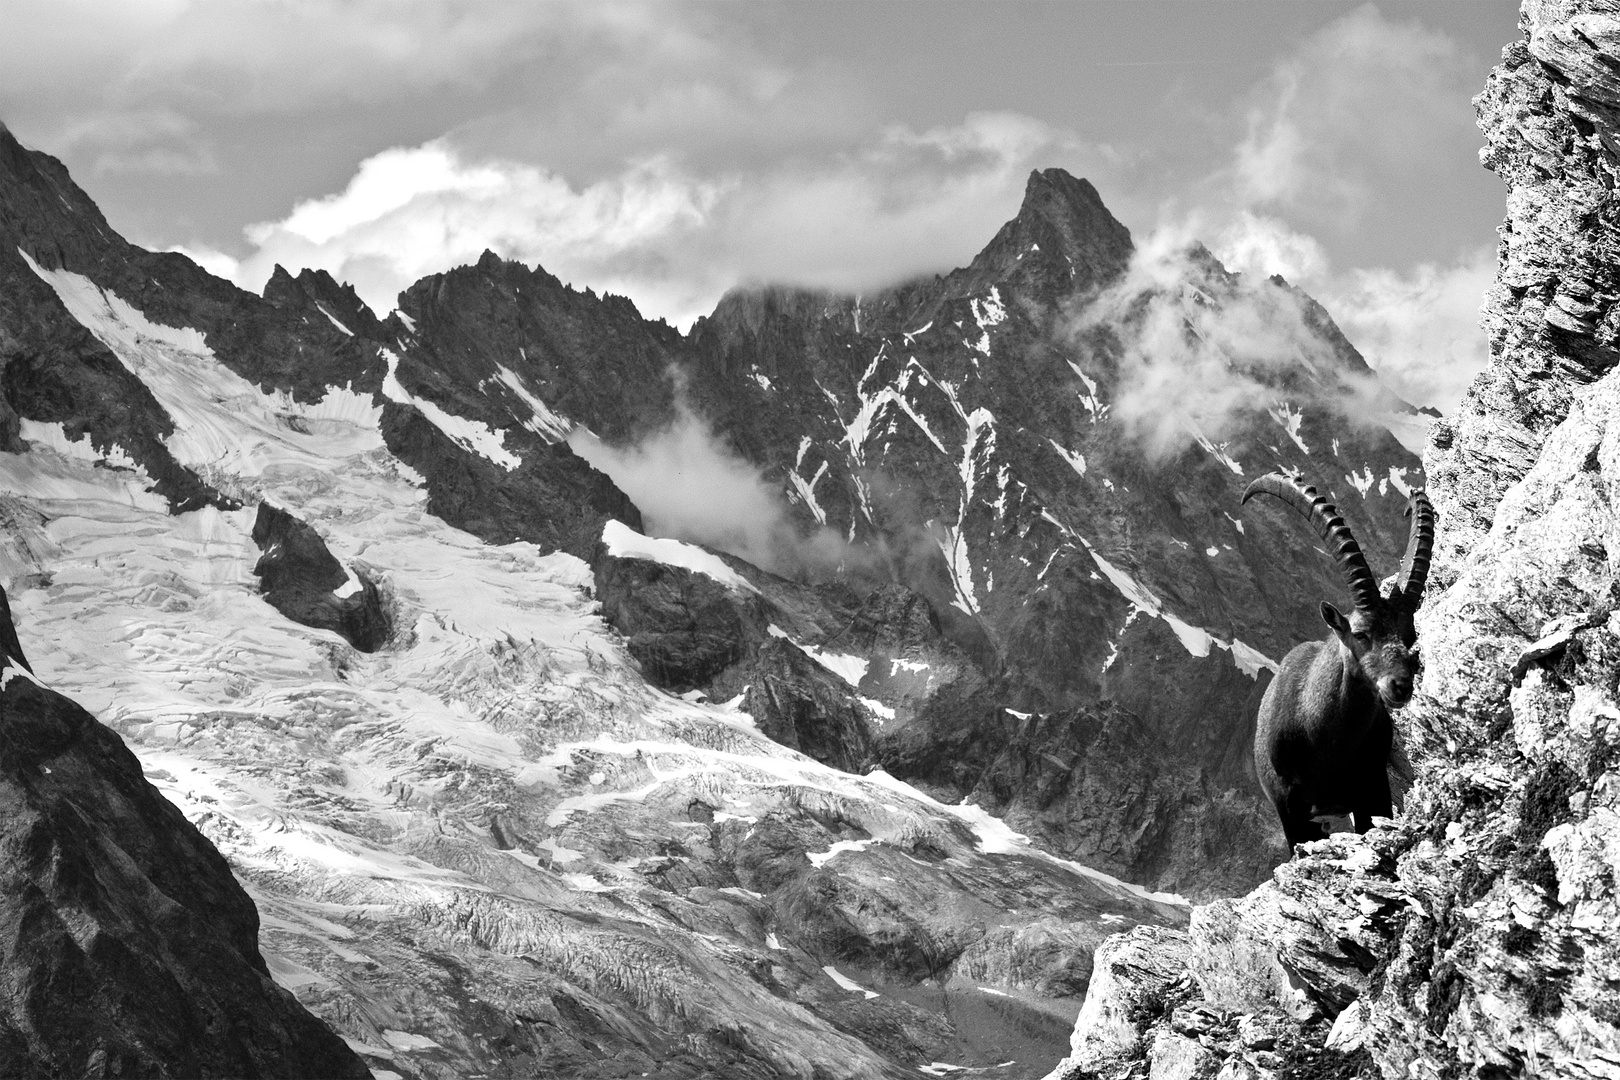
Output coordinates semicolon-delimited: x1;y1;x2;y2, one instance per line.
314;303;353;337
1048;439;1086;478
602;520;759;594
860;697;896;722
903;321;933;344
808;838;876;867
823;965;880;999
1192;432;1244;476
787;460;830;526
383;349;520;470
767;625;868;686
381;1030;441;1052
492;364;571;442
1066;360;1109;423
1267;401;1309;453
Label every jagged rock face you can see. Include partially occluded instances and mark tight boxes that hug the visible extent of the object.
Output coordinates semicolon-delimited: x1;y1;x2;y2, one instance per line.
1429;0;1620;570
594;550;763;690
1046;4;1620;1077
379;401;641;558
393;252;684;445
251;501;390;652
0;587;368;1079
745;638;877;773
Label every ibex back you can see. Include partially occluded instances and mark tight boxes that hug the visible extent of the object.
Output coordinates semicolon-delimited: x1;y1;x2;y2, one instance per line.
1242;471;1434;853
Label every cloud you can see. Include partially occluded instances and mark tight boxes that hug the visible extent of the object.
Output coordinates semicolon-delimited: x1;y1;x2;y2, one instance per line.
567;402;850;578
205;140;725;318
52;109;219;177
1316;249;1493;413
1210;211;1328;284
1123;6;1493;418
1199;211;1490;413
192;111;1100;325
1074;234;1368;461
1227;4;1478;236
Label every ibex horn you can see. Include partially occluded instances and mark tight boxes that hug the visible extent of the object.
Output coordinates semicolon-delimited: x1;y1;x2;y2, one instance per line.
1396;490;1434;609
1242;470;1382;612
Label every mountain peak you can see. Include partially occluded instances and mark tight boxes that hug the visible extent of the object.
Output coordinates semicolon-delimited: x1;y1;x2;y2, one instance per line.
962;167;1134;293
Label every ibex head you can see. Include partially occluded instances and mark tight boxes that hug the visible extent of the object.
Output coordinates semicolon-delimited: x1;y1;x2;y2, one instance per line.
1243;470;1434;710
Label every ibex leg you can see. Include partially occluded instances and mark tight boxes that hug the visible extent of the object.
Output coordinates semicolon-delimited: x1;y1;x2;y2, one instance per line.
1275;788;1327;852
1352;766;1393;834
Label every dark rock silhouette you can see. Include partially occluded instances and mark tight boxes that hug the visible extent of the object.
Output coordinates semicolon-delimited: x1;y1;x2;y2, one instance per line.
250;501;390;652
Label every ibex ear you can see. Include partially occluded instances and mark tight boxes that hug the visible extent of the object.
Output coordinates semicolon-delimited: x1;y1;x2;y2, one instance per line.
1320;601;1351;635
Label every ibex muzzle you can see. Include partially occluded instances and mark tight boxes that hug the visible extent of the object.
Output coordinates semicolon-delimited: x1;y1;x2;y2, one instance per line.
1242;470;1434;853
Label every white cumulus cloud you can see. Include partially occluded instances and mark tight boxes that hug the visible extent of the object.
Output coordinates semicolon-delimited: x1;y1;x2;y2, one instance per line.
192;111;1102;326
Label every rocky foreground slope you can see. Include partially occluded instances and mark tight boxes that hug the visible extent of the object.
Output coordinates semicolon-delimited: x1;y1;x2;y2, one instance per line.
1043;3;1620;1077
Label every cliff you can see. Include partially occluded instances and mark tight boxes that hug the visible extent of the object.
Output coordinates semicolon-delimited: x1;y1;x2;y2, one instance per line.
1043;3;1620;1077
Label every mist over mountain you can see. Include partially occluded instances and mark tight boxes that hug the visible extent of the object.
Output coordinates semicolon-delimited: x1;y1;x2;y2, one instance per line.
0;94;1443;1077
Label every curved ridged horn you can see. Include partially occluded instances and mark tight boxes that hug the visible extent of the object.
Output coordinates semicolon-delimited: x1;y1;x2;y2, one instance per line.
1242;470;1382;612
1396;490;1434;608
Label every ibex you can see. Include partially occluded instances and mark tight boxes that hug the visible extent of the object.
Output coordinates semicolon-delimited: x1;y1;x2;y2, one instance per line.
1242;470;1434;851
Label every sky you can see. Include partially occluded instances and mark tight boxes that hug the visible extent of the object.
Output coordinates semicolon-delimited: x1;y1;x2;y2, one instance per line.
0;0;1521;413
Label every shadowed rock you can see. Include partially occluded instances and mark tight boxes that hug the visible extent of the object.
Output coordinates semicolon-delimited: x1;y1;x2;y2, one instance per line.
250;501;389;652
745;637;876;773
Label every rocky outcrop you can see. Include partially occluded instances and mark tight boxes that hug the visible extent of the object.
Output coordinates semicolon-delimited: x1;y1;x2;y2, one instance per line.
380;401;641;559
1045;4;1620;1076
593;545;767;690
1429;0;1620;570
745;637;877;773
250;501;390;652
0;585;368;1078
